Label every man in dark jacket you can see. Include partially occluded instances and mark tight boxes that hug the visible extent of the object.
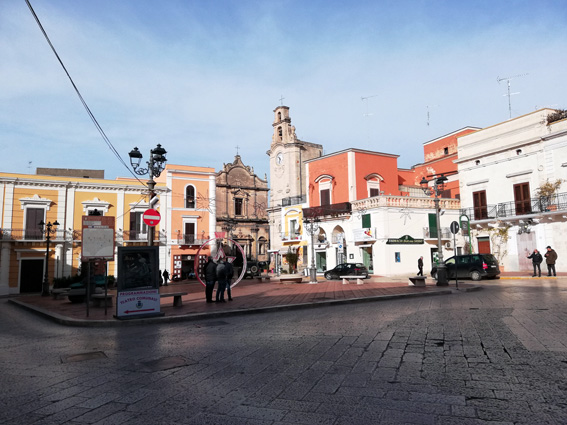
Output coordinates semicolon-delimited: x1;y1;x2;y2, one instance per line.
204;256;217;303
417;256;424;276
527;249;543;277
544;246;558;277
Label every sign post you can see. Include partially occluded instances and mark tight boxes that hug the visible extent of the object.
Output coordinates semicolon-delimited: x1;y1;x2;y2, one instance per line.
82;216;115;317
449;221;460;289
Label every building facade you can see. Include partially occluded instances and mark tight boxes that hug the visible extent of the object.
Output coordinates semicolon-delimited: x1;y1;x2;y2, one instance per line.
215;155;269;264
157;164;216;281
0;171;168;295
456;109;567;272
266;106;323;270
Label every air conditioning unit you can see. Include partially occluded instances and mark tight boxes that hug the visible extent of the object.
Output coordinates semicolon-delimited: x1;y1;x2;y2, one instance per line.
444;241;453;249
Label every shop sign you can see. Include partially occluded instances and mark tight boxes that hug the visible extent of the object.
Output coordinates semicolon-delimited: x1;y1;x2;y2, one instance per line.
353;228;376;242
386;235;424;245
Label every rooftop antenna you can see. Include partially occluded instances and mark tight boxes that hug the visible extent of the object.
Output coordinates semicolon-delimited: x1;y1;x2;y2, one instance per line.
361;95;378;117
497;73;528;119
426;105;439;126
361;95;378;144
28;161;32;173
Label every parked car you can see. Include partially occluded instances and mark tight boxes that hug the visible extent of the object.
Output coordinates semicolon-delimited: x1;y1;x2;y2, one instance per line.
431;254;500;281
244;260;262;278
324;263;369;280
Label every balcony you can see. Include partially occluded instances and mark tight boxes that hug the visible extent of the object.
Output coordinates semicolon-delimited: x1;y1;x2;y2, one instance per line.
303;202;352;218
423;227;452;239
461;192;567;221
0;228;67;241
281;232;302;241
351;195;461;212
174;234;209;246
282;195;306;206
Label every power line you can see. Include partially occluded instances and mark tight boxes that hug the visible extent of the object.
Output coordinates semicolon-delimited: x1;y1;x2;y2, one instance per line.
25;0;147;188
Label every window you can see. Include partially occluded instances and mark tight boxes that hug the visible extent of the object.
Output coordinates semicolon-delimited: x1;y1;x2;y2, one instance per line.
235;198;243;216
129;212;147;240
444;147;449;155
320;189;330;206
25;207;44;240
428;213;438;238
185;185;195;208
514;182;531;215
362;214;371;228
472;190;488;220
369;188;380;197
289;219;298;237
184;222;196;244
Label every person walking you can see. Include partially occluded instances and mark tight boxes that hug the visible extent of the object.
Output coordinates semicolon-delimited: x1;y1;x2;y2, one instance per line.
544;246;558;277
204;257;217;303
417;256;424;276
527;249;543;277
225;260;234;301
162;269;170;286
216;259;228;302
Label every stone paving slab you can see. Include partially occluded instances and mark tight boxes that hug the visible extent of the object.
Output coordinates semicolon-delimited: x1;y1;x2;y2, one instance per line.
8;276;470;326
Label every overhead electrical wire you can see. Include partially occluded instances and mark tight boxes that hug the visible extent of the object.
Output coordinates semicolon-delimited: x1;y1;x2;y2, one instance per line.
25;0;148;189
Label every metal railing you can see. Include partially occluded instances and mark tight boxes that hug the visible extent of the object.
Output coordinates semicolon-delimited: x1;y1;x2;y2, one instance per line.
461;192;567;221
282;195;306;206
0;228;67;241
174;234;209;245
281;232;302;241
423;227;452;239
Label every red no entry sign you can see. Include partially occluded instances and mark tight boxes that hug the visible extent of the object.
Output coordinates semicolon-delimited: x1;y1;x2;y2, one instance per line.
143;209;161;226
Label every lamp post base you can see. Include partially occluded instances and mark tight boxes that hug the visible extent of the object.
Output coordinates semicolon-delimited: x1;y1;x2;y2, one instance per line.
436;266;449;286
309;267;318;284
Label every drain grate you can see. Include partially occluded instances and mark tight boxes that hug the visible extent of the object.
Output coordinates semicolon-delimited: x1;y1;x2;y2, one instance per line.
61;351;107;363
135;356;191;372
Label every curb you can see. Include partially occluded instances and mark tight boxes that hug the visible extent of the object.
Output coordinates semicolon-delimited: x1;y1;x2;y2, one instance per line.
8;287;462;328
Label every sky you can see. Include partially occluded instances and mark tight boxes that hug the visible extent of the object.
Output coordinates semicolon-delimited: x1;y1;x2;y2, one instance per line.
2;0;567;186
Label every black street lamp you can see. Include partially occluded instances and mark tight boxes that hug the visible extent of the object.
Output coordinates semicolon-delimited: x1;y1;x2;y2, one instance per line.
128;144;167;246
420;175;449;286
303;216;321;284
39;219;59;296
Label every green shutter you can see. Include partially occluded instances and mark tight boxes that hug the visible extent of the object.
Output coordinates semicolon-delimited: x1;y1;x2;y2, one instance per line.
428;213;438;238
362;214;371;228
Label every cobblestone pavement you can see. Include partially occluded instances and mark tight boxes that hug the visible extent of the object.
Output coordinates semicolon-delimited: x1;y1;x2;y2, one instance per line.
1;278;567;424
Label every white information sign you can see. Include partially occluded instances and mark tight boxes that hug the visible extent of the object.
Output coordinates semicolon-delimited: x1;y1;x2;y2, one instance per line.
117;289;160;317
83;228;115;258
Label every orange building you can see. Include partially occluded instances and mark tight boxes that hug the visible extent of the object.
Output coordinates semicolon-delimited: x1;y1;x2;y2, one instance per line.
156;164;216;281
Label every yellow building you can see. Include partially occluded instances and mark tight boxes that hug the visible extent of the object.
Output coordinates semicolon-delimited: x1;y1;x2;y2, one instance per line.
0;170;168;295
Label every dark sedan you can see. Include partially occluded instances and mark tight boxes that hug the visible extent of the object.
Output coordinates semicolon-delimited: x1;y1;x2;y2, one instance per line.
324;263;369;280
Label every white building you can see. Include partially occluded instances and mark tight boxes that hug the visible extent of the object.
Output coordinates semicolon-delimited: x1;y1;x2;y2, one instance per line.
456;109;567;272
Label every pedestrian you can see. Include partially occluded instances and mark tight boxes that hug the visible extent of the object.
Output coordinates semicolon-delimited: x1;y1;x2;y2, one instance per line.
159;270;164;286
225;260;234;301
204;257;217;303
544;246;558;277
417;256;424;276
216;259;227;302
162;269;170;286
527;249;543;277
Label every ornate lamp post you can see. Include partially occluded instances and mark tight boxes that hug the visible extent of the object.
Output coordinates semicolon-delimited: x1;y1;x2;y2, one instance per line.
303;216;321;284
128;144;167;246
39;219;59;296
420;175;449;286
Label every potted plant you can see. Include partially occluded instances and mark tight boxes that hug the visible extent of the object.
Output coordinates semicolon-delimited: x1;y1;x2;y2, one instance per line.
535;179;563;212
285;247;299;274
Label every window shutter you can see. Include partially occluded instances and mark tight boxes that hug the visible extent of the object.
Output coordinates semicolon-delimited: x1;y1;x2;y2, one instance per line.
362;214;371;228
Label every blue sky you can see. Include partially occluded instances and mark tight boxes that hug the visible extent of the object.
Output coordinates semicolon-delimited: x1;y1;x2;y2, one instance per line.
1;0;566;183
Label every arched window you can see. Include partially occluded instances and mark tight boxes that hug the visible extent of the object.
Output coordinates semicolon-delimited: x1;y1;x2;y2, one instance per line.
364;174;384;198
277;112;282;121
185;185;195;208
278;126;283;140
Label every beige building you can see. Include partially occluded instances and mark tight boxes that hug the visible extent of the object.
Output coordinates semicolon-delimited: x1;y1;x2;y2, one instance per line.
266;106;323;269
215;155;269;264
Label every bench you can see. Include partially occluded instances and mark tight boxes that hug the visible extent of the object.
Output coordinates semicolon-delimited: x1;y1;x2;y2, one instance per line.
91;293;114;307
340;276;365;285
279;276;303;284
160;292;188;307
51;288;70;300
408;276;426;287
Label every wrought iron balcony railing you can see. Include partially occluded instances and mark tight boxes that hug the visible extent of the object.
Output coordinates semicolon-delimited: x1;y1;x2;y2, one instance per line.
461;192;567;221
281;195;306;206
423;227;452;239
